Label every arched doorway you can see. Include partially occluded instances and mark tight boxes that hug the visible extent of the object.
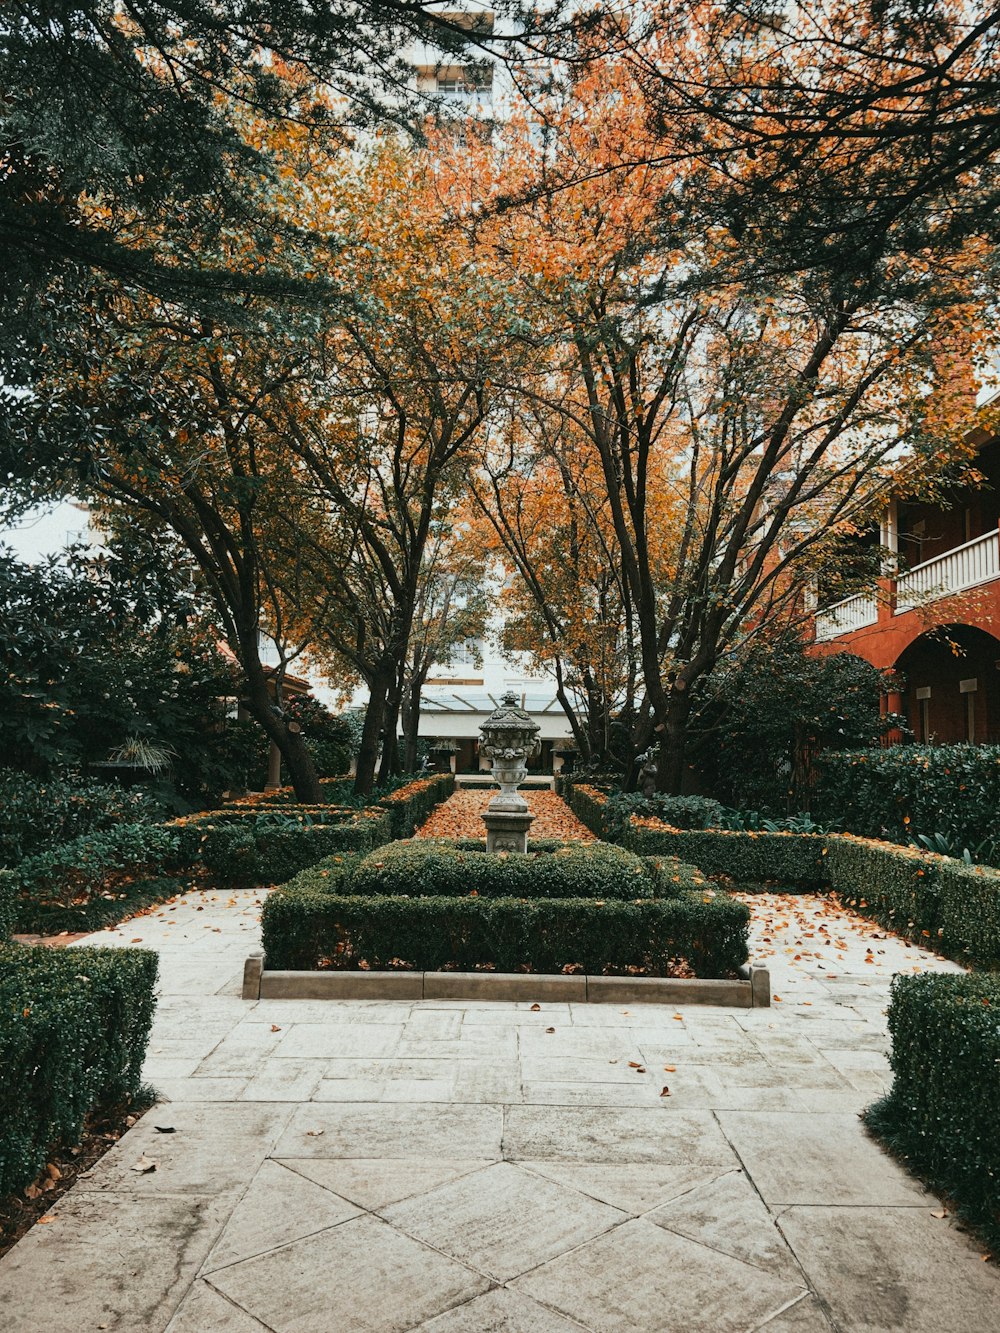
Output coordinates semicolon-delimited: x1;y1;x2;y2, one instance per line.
894;624;1000;744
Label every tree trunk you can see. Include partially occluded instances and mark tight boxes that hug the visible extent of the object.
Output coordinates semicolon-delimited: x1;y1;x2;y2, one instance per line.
354;677;390;796
402;668;427;773
657;686;693;795
378;680;403;784
234;625;322;802
239;688;322;802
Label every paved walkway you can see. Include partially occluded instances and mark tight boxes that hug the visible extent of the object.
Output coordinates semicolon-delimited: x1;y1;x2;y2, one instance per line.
1;887;998;1332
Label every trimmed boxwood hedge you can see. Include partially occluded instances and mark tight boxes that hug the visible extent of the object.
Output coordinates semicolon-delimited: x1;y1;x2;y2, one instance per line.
261;890;749;976
0;871;16;942
618;816;1000;967
377;774;455;839
15;875;189;937
348;838;704;900
171;809;392;887
272;852;363;895
623;822;828;888
223;773;455;838
561;783;613;838
0;944;158;1196
864;973;1000;1253
12;824;186;934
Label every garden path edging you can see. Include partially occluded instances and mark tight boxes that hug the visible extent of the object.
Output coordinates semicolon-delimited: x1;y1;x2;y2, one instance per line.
241;952;770;1006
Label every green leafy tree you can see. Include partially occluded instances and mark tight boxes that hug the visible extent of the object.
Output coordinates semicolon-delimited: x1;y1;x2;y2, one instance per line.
690;642;892;815
0;534;266;806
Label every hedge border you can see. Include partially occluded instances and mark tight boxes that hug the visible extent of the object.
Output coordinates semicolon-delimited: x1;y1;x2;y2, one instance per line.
14;875;190;936
259;888;750;978
562;785;1000;967
863;972;1000;1254
0;944;158;1197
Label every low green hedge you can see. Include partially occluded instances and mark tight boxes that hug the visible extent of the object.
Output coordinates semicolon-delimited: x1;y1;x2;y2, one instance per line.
378;773;455;839
562;783;612;838
826;836;941;939
261;890;749;976
0;870;15;942
12;823;183;933
271;852;363;895
0;944;158;1197
864;973;1000;1253
623;823;827;888
172;809;392;887
15;876;189;936
938;862;1000;970
349;838;699;900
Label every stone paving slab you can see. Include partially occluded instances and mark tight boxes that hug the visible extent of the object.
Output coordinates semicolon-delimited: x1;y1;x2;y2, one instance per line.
1;884;997;1331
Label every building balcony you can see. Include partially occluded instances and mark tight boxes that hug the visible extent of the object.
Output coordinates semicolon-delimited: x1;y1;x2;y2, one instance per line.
814;526;1000;644
894;528;1000;613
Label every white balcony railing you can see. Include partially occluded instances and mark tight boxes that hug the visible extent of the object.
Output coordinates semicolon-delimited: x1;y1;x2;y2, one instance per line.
895;529;1000;614
814;592;879;642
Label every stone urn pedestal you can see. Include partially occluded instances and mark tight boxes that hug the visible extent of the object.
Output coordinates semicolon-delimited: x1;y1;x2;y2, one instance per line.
479;691;541;854
483;807;535;854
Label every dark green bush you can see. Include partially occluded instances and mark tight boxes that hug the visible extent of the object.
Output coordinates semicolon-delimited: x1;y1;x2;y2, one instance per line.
815;746;1000;857
604;793;727;838
937;862;1000;969
378;774;455;838
562;783;612;838
864;973;1000;1253
198;814;391;888
0;944;158;1196
623;824;827;888
0;871;15;942
0;773;158;868
15;822;180;905
825;836;941;941
350;838;676;900
272;853;363;896
261;889;749;976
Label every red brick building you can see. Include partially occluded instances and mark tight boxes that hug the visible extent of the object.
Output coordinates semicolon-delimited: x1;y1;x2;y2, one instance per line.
813;432;1000;744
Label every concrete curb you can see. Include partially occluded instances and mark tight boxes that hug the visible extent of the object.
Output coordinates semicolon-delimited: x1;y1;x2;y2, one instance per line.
241;952;770;1007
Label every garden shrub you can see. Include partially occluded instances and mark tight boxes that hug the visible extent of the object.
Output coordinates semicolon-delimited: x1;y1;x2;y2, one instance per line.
261;889;749;976
814;746;1000;857
378;773;455;838
864;973;1000;1253
623;822;828;888
271;853;363;896
349;838;694;900
0;871;15;942
183;810;393;887
562;783;612;838
937;861;1000;969
619;815;1000;966
0;772;158;868
825;836;942;941
14;826;182;911
604;793;727;838
0;944;158;1196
